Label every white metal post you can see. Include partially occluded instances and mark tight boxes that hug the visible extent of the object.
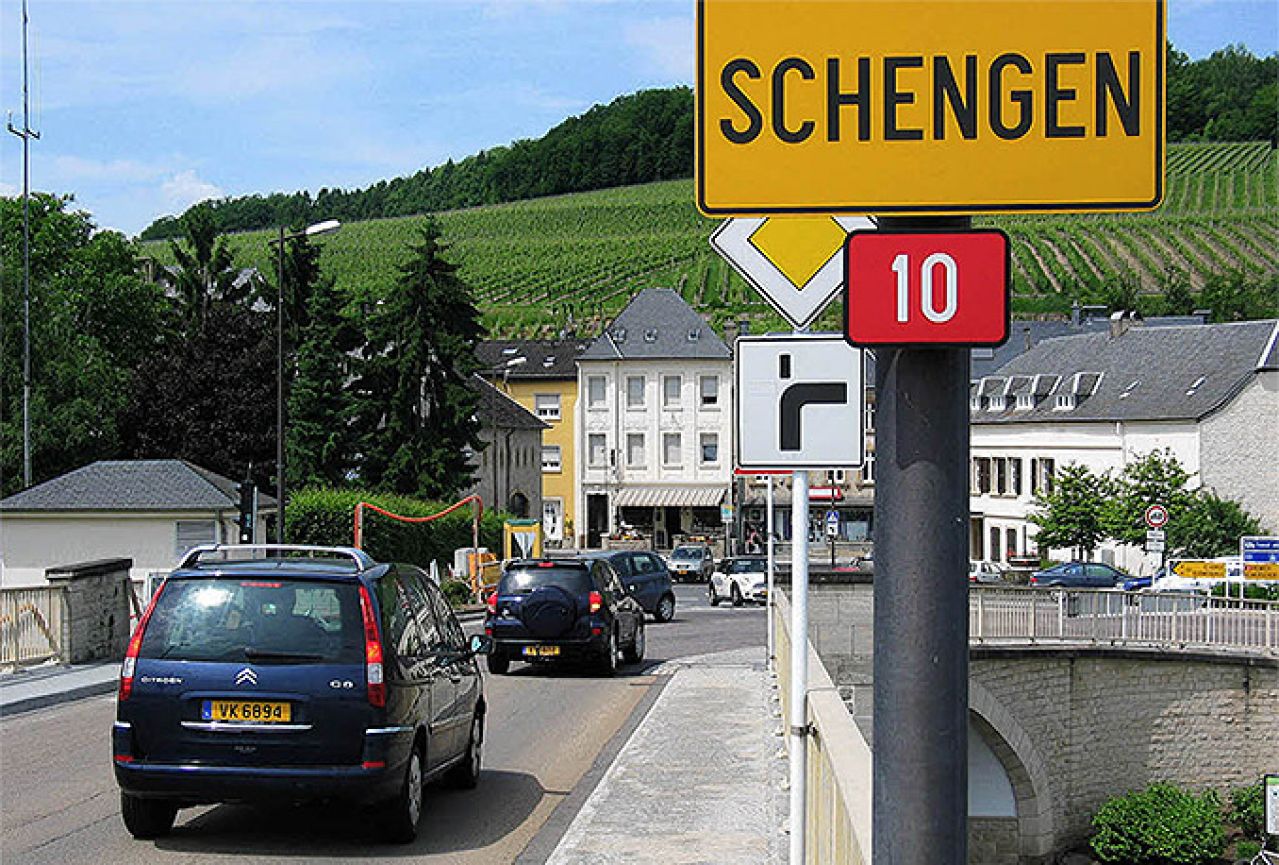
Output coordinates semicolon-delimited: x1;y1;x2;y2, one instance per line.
767;476;776;671
789;470;810;865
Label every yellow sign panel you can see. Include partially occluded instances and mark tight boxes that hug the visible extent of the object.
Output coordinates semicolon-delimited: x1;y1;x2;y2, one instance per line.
696;0;1165;215
1171;560;1227;580
1244;563;1279;581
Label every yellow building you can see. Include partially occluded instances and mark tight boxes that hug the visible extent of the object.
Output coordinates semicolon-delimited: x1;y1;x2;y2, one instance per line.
478;339;585;546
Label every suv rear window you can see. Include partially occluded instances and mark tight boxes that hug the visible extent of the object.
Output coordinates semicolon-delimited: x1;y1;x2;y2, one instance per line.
729;559;767;573
139;578;363;664
499;566;593;596
672;547;702;558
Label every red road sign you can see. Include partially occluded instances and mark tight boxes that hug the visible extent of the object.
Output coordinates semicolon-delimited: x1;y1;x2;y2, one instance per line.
844;230;1009;347
1145;503;1169;528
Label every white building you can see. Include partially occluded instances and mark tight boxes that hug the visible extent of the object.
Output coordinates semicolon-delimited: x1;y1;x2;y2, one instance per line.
0;460;276;587
969;318;1279;573
575;289;734;549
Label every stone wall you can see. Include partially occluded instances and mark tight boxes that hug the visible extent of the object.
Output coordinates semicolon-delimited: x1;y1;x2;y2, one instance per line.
44;558;133;664
969;818;1019;865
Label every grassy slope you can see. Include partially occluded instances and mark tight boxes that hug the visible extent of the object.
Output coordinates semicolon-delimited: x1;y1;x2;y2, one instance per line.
143;142;1278;337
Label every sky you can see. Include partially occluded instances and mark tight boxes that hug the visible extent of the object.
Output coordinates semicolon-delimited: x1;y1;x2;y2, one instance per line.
1;0;1275;236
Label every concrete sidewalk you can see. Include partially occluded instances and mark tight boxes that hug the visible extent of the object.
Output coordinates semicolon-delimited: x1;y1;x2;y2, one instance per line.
0;661;119;716
545;647;788;865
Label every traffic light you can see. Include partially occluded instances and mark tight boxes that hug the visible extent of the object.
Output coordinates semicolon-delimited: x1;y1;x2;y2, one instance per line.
237;481;256;543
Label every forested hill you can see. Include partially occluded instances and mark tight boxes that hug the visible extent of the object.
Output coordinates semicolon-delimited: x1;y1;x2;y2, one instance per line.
139;45;1276;240
139;87;692;241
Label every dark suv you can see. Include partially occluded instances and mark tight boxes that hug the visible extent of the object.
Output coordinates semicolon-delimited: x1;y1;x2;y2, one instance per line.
580;550;677;622
113;545;490;844
484;558;645;676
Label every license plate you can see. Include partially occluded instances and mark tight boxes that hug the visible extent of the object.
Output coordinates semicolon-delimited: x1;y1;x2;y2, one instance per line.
522;645;560;658
201;700;292;723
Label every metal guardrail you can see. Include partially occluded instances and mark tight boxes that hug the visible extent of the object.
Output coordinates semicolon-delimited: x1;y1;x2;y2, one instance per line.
970;586;1279;655
1;586;65;668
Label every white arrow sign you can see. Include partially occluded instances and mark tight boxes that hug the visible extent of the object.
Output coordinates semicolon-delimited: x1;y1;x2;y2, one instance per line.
710;215;873;329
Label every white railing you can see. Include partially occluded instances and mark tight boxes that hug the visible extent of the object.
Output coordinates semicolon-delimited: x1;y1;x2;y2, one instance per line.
970;586;1279;655
1;586;66;668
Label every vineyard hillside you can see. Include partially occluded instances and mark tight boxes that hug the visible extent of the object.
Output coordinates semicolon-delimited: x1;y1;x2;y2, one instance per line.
143;141;1278;336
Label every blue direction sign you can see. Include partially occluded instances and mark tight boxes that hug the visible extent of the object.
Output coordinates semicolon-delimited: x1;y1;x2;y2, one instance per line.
824;509;840;538
1241;536;1279;564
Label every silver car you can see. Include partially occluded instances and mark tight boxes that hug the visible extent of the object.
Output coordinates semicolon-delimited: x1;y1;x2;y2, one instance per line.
667;544;714;583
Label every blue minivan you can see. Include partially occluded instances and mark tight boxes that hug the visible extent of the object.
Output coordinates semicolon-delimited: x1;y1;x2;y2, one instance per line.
113;545;490;843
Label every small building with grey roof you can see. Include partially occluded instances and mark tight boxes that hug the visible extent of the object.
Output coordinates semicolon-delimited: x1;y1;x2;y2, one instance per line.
0;460;277;587
967;318;1278;571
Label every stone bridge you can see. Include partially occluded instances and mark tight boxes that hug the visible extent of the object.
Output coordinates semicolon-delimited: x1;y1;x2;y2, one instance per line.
805;583;1279;864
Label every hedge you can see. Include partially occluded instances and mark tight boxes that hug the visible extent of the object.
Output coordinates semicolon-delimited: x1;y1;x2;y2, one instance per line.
1091;782;1226;865
287;487;507;572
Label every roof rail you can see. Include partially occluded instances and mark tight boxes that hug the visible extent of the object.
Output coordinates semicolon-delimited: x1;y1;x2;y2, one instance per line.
177;544;377;572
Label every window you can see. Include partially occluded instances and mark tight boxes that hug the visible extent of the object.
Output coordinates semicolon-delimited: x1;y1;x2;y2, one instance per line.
588;434;607;467
587;375;606;409
175;520;217;558
663;433;682;466
700;433;719;464
663;375;682;409
989;527;1002;562
865;402;876;432
972;457;992;494
861;454;875;484
542;445;562;473
534;393;561;421
699;375;719;407
994;458;1008;495
626;375;646;409
1009;458;1023;496
627;433;645;467
1031;458;1056;495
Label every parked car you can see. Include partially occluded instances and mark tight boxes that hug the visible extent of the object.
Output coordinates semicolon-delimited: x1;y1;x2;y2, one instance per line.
667;544;715;583
709;556;768;606
113;544;490;844
484;557;645;676
1029;561;1128;588
579;550;677;622
968;560;1006;584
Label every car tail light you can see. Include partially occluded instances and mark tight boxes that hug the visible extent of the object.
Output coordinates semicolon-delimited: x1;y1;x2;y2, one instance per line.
1029;576;1039;585
357;584;386;708
119;581;167;702
486;590;497;614
589;591;602;614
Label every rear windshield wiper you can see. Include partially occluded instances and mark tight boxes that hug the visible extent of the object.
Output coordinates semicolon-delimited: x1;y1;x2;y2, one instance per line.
243;648;324;661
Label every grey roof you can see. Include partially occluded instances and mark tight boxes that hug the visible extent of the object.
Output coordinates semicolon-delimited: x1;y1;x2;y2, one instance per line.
471;376;549;431
972;320;1279;424
0;460;278;512
476;339;586;380
973;313;1211;379
580;289;731;361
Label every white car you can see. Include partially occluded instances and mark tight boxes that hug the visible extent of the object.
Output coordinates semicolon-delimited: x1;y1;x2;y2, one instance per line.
709;556;768;607
968;560;1006;584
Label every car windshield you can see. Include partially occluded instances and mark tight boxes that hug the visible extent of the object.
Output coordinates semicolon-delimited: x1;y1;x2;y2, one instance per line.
500;566;593;596
139;578;363;664
671;547;702;559
729;559;767;573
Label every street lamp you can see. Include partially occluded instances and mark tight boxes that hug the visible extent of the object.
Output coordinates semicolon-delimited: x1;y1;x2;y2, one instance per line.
269;219;341;543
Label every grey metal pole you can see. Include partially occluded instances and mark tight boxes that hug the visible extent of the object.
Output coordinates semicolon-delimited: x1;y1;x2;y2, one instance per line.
873;214;972;865
766;475;775;670
276;225;286;543
788;469;809;865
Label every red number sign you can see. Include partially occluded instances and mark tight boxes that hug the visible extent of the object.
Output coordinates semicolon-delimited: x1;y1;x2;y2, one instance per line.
844;230;1009;347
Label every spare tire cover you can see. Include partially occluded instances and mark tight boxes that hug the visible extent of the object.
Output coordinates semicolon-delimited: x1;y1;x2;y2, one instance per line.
519;585;578;639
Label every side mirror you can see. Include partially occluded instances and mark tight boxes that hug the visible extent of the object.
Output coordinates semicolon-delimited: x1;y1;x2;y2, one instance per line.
469;634;494;656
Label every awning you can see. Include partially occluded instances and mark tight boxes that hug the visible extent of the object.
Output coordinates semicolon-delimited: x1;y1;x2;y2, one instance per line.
614;486;726;509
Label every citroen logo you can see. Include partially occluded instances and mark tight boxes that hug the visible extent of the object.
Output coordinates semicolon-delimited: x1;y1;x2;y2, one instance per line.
235;667;258;686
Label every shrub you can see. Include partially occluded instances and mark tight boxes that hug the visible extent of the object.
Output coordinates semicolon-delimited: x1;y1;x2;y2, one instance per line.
1210;583;1279;601
1090;782;1226;865
287;487;506;572
440;579;473;608
1231;781;1267;841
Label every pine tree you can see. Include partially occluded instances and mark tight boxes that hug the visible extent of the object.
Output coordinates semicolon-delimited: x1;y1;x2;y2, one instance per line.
355;220;485;498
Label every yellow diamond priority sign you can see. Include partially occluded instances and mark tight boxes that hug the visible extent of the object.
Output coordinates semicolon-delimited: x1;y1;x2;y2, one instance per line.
710;215;872;328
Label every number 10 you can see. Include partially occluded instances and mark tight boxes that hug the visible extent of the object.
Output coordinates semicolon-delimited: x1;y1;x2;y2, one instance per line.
892;252;958;324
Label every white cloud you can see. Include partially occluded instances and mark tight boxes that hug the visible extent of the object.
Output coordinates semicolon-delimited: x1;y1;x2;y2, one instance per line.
161;170;224;210
49;156;167;184
0;180;17;197
624;16;693;82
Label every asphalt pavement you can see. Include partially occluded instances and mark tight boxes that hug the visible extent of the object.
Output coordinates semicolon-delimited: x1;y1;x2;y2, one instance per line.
0;583;770;865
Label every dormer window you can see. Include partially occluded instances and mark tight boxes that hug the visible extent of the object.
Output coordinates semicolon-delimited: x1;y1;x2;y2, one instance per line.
1185;375;1205;396
615;327;627;343
970;395;983;411
688;328;700;342
1015;393;1034;410
988;395;1006;411
1054;393;1076;411
543;355;556;367
501;347;517;355
644;328;658;343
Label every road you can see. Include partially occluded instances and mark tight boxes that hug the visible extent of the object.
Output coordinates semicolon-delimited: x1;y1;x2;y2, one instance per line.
1;583;766;864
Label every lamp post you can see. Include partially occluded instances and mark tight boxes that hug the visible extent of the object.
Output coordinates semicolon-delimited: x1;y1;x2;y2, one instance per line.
269;219;341;543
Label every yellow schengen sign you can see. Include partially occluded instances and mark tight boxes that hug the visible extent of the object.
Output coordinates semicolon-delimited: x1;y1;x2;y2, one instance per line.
1244;563;1279;581
1171;560;1227;580
696;0;1165;214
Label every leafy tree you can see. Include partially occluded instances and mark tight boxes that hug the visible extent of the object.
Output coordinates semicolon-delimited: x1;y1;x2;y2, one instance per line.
164;203;253;328
1159;272;1197;316
121;303;277;491
354;220;485;498
286;267;360;489
0;194;166;495
1102;450;1196;547
1029;463;1115;559
1173;491;1262;558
